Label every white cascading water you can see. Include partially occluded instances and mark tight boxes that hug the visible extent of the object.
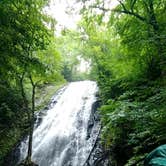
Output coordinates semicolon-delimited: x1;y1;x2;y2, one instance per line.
18;81;99;166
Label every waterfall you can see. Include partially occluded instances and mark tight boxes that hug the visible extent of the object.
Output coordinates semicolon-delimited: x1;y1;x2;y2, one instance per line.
18;81;99;166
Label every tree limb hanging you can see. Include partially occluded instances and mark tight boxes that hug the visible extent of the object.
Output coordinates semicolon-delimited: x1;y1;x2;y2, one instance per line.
113;8;147;23
131;0;137;12
89;0;148;24
116;0;147;23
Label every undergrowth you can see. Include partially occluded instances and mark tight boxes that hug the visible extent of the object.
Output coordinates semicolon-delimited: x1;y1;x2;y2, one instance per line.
99;78;166;166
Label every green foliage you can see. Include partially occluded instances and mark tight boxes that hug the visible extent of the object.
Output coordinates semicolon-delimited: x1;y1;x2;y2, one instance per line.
56;29;91;81
99;81;166;165
77;0;166;165
0;0;65;164
0;86;26;165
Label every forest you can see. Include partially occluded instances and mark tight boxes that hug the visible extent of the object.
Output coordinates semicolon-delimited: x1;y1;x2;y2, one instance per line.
0;0;166;166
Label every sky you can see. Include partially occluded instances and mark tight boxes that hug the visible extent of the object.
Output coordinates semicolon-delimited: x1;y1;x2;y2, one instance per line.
45;0;81;30
45;0;119;30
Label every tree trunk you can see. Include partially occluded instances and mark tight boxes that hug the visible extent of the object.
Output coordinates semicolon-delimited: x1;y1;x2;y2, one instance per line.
26;111;34;164
26;76;36;164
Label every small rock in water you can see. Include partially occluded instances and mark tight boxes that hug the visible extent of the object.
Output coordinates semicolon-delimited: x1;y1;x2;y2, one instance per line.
18;160;38;166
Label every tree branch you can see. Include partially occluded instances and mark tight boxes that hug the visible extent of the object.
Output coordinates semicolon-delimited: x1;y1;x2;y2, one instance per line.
89;0;148;24
131;0;137;12
116;0;147;23
114;9;147;23
118;0;127;11
89;5;110;12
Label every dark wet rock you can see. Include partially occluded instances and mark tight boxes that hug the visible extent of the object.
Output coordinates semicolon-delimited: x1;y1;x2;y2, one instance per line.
17;160;38;166
86;100;101;139
44;105;49;110
84;99;113;166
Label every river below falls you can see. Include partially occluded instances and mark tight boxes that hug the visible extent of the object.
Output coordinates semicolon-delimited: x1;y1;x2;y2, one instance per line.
17;81;100;166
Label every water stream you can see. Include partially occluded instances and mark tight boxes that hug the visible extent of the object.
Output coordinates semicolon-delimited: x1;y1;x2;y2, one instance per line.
18;81;99;166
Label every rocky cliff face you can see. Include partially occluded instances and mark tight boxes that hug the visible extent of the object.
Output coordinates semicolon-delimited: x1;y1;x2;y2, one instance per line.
85;99;112;166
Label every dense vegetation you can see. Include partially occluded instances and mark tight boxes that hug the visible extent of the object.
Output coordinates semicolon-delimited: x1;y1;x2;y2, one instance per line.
0;0;165;165
0;0;65;165
76;0;166;165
